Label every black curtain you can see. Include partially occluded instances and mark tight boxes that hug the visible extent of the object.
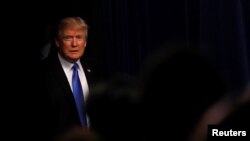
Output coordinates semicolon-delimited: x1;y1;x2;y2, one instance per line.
88;0;250;92
90;0;189;75
200;0;250;91
22;0;250;92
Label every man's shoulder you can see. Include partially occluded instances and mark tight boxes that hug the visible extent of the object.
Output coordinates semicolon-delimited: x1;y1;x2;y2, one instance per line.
80;57;110;82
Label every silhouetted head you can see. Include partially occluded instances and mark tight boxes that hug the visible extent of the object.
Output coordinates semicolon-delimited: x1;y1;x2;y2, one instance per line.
140;43;227;140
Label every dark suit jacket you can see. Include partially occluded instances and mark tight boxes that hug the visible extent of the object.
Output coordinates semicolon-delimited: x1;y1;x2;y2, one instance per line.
37;55;95;141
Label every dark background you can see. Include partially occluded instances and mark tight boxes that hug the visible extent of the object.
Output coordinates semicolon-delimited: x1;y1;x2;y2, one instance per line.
23;0;250;92
3;0;250;97
2;0;250;139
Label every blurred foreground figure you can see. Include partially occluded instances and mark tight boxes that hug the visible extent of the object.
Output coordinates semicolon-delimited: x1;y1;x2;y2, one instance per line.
86;75;144;141
189;83;250;141
139;43;227;141
57;127;100;141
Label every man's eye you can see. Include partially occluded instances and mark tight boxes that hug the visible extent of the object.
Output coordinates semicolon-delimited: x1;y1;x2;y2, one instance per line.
64;36;72;40
76;36;84;40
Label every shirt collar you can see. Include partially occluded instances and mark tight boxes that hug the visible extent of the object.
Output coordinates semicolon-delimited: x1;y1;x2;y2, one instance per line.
58;53;82;72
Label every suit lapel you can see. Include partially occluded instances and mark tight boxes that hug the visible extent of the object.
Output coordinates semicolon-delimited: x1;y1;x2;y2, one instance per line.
80;59;93;84
52;57;76;108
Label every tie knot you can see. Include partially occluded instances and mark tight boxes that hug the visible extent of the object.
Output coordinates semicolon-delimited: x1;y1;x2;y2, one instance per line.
72;63;79;71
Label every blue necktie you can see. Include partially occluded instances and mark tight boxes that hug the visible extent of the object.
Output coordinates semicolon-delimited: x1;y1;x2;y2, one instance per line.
72;63;87;127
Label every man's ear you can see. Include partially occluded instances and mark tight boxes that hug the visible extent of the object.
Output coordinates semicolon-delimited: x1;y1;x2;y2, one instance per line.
84;41;87;48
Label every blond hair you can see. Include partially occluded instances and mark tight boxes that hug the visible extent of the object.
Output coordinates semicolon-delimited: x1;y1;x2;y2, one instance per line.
57;17;89;39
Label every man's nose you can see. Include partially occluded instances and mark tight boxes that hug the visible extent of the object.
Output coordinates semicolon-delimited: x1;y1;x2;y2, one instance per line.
72;38;77;46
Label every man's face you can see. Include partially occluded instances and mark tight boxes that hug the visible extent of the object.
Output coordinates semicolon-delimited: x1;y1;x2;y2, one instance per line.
56;28;87;62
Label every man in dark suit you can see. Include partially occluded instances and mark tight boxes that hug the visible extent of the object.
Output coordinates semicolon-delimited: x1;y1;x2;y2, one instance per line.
36;16;95;141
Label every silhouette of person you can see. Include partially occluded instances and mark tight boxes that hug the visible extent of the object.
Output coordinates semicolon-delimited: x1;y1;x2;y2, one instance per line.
139;42;227;141
86;75;144;141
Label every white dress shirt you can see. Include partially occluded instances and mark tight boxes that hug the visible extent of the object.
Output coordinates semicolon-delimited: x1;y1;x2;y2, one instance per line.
58;53;90;101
